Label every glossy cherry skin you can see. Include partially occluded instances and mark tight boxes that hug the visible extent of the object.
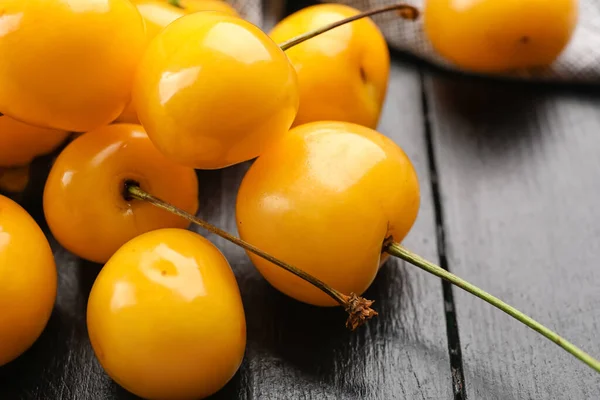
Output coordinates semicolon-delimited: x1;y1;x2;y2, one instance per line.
87;228;246;400
180;0;240;16
0;115;69;167
270;4;390;129
424;0;578;73
0;0;146;131
115;0;187;124
0;195;57;366
133;11;299;169
44;123;199;264
236;121;420;306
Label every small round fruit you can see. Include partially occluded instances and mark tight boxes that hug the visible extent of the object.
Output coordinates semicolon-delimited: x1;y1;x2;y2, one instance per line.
179;0;240;17
0;115;69;167
236;121;420;306
87;228;246;400
269;4;390;129
133;11;299;169
44;123;199;264
0;0;146;131
115;0;187;124
0;195;57;366
423;0;578;73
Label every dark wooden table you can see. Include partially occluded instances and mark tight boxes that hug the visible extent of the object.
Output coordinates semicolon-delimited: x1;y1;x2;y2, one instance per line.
2;1;600;399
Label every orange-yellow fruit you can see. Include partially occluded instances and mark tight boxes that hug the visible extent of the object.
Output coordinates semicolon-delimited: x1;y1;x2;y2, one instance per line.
87;228;246;400
424;0;579;73
236;121;420;306
0;195;57;366
43;123;199;264
133;11;299;169
0;115;69;167
269;4;390;129
0;0;147;132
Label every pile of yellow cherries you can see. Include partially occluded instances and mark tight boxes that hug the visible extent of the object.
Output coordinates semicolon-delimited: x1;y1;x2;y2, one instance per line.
0;0;590;399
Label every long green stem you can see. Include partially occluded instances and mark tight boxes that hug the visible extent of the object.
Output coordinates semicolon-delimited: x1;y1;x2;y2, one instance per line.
279;3;419;51
386;242;600;373
126;184;377;330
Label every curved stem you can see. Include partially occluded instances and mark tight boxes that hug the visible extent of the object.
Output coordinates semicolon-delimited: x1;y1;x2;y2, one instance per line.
126;184;377;330
279;3;419;51
385;242;600;374
167;0;182;8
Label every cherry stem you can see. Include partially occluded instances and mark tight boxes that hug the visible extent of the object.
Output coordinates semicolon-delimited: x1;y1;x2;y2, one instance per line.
126;184;377;330
385;242;600;374
278;3;419;51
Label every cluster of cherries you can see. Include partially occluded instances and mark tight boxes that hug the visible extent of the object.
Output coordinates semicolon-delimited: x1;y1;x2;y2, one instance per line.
0;0;592;399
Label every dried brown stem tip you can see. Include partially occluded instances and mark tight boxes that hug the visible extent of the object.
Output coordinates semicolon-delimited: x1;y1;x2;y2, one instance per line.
344;293;378;330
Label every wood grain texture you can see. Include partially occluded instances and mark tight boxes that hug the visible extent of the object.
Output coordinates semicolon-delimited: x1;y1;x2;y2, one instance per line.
0;59;452;399
425;73;600;399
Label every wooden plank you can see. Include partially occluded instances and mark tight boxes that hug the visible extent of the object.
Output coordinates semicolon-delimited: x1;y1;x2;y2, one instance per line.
425;72;600;399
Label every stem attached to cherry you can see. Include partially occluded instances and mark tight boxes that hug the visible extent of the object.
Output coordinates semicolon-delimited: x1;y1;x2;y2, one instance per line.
121;2;600;375
385;242;600;374
126;184;377;330
127;184;600;373
278;3;419;51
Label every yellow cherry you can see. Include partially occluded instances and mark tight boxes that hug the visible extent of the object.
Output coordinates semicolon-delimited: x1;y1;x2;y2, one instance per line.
424;0;579;73
236;121;420;306
43;123;199;264
0;115;69;167
133;11;299;169
114;0;187;124
0;195;57;366
270;4;390;129
87;228;246;400
0;0;146;131
178;0;240;17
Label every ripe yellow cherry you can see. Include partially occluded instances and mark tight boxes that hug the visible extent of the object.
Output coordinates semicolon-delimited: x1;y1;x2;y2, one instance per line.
0;0;146;132
236;121;420;306
133;11;299;169
269;4;389;129
178;0;240;17
0;115;69;167
115;0;187;124
44;123;199;264
0;195;57;366
424;0;579;73
87;228;246;400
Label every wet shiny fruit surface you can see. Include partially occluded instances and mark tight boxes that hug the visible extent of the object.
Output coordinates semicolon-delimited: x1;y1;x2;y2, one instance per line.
269;4;390;129
43;123;199;264
236;121;420;306
133;11;299;169
0;115;69;167
0;195;57;366
424;0;579;73
0;0;146;131
87;228;246;400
